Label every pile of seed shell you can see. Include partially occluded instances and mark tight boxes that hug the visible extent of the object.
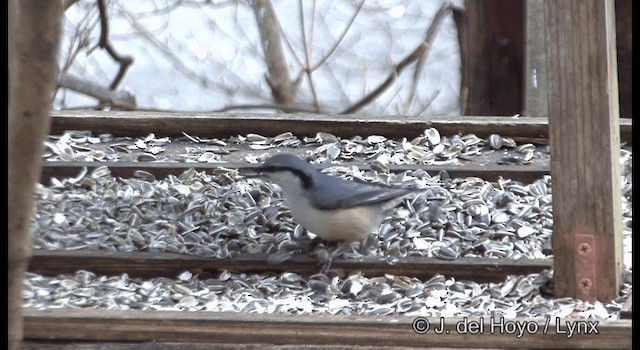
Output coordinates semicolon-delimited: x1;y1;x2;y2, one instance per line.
42;128;548;167
35;165;557;261
29;130;632;320
23;269;631;319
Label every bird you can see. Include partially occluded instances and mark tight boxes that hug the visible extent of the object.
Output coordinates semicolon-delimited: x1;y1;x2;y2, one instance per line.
258;153;415;243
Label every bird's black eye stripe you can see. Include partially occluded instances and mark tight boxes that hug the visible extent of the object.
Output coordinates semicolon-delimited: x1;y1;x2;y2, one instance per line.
262;166;313;189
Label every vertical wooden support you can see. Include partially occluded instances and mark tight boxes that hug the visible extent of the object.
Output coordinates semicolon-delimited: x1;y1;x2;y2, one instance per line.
9;1;63;349
524;0;548;118
544;0;623;301
460;0;525;116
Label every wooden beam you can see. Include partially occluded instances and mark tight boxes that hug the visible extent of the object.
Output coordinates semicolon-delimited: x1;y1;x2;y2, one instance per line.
524;0;549;118
28;250;553;283
48;111;633;143
49;111;549;139
545;0;623;301
23;308;632;349
40;161;551;184
19;342;500;350
8;1;63;350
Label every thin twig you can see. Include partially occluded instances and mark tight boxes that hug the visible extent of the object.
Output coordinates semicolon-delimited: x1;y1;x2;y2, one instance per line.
299;0;320;112
311;0;365;71
341;3;452;114
412;88;441;116
405;2;452;113
61;103;318;113
61;5;100;73
96;0;134;90
192;102;317;113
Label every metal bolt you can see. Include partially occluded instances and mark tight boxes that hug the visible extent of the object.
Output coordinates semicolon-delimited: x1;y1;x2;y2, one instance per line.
579;277;593;291
578;243;592;255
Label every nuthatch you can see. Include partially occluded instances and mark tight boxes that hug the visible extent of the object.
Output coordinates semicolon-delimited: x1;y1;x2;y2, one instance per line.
259;153;414;242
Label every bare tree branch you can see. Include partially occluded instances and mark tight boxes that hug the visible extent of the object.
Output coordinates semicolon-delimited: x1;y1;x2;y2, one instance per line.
405;2;452;114
60;103;318;113
58;73;137;109
61;5;100;73
252;0;298;106
96;0;134;90
64;0;80;10
341;3;452;114
299;0;320;112
9;1;63;349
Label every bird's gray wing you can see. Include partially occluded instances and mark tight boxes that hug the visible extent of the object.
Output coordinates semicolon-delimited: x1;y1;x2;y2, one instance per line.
308;174;412;210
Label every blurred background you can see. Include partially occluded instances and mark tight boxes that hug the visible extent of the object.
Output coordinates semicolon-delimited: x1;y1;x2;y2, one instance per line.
55;0;463;116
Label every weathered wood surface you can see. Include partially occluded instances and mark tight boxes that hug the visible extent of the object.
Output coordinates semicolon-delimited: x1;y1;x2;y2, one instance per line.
28;250;553;283
19;342;502;350
545;0;623;301
524;0;549;119
23;308;632;349
48;111;633;143
9;1;64;350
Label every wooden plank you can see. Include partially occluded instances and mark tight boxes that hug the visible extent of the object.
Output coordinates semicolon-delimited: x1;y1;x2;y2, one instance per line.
20;342;495;350
48;111;633;143
49;111;549;139
545;0;623;301
28;250;553;283
40;161;551;184
23;308;632;349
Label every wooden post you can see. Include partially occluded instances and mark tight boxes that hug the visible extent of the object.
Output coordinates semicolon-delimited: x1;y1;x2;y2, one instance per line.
544;0;623;301
524;0;548;118
9;1;63;349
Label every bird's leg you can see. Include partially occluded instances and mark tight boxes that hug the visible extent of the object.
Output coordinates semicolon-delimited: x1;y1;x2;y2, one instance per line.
320;240;360;273
314;242;333;274
306;236;324;253
361;234;379;256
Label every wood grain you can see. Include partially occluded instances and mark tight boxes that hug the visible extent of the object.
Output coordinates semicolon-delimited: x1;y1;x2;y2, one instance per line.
544;0;623;301
28;250;553;282
48;110;633;143
23;308;632;349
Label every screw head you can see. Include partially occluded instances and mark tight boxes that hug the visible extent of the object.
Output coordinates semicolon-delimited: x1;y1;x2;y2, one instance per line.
579;277;593;291
578;243;592;255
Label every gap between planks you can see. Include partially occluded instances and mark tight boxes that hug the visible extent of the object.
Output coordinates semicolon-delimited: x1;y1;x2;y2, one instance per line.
29;250;552;282
23;308;632;349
